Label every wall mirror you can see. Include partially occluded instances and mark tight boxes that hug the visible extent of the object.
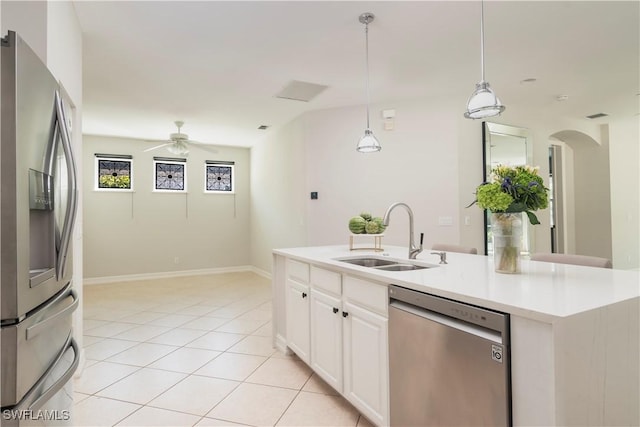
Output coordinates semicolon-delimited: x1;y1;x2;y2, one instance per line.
482;122;533;255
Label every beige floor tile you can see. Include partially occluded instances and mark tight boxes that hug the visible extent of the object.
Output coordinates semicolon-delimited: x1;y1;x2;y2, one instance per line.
73;392;91;404
251;322;273;337
148;313;199;328
186;331;246;352
112;324;172;342
181;316;230;331
235;308;272;322
86;308;140;321
269;349;301;360
83;319;109;331
356;414;376;427
276;391;359;426
205;307;247;319
72;395;141;426
84;321;139;338
148;375;239;416
195;352;267;381
96;368;187;404
148;302;194;314
83;359;100;369
206;383;297;426
149;347;222;373
84;338;138;361
246;357;312;390
195;417;250;426
116;406;201;426
106;342;179;367
302;373;340;396
175;304;219;316
147;327;208;346
227;335;275;357
215;319;267;334
74;361;140;394
82;335;105;346
119;311;167;324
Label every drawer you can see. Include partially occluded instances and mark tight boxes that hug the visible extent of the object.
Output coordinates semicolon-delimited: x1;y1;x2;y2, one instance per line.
310;266;342;296
343;276;388;317
287;259;310;283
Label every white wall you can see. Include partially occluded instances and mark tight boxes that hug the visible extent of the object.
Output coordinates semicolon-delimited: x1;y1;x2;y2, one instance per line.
83;135;251;279
251;97;638;273
609;116;640;269
250;117;308;273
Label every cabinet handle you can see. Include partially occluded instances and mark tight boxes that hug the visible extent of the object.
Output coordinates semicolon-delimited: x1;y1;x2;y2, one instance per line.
302;292;307;299
342;311;349;318
333;307;339;314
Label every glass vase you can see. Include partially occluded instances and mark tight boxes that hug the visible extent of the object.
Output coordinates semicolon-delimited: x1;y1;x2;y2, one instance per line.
491;212;523;274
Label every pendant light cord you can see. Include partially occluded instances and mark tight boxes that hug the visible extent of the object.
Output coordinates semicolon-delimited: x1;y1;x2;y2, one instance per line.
365;21;371;129
480;0;485;82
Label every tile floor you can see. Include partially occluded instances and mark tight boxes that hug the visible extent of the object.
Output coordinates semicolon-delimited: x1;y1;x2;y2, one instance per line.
74;272;374;427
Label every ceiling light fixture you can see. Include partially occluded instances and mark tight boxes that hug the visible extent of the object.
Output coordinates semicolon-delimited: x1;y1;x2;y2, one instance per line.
356;12;381;153
464;0;505;119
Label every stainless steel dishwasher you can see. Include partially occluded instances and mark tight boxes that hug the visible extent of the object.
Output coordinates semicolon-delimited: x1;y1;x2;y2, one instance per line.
389;285;511;427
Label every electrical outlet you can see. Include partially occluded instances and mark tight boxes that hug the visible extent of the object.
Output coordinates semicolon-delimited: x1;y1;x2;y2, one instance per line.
174;257;180;264
438;216;453;226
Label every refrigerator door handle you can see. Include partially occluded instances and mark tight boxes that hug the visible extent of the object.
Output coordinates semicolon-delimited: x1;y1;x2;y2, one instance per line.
54;90;78;280
14;335;79;412
25;287;78;340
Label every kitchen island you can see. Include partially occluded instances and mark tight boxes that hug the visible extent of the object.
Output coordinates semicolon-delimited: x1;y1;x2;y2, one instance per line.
272;245;639;426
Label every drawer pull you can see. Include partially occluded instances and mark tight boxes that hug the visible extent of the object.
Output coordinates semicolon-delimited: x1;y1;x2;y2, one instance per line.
302;292;307;299
333;307;339;314
342;311;349;318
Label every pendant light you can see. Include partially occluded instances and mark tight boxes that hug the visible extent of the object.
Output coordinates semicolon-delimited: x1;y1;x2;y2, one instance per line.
356;12;381;153
464;0;505;119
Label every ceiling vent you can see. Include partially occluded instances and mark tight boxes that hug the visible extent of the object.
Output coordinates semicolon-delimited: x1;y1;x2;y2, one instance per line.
586;113;609;119
275;80;328;102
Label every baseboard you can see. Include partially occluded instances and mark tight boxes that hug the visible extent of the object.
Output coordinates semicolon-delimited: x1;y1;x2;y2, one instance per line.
275;333;288;354
250;266;272;280
83;265;257;285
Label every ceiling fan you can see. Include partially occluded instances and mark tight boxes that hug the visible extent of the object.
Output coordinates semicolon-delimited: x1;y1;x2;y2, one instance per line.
144;121;218;156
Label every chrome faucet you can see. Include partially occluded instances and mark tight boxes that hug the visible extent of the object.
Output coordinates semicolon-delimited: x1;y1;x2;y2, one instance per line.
382;202;424;259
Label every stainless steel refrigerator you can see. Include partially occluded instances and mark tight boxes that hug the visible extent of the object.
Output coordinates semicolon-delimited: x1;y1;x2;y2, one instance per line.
1;31;79;425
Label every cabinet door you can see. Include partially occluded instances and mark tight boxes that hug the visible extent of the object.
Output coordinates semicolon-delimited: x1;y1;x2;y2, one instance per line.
310;289;343;392
343;300;389;427
286;279;310;363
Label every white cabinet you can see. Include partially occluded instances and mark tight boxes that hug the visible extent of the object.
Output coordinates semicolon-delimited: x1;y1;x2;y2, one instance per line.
342;276;389;427
286;260;310;363
285;262;389;427
310;287;343;391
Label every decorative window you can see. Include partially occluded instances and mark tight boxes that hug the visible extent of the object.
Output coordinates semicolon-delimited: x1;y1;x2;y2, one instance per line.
154;157;187;192
95;154;133;190
205;161;235;193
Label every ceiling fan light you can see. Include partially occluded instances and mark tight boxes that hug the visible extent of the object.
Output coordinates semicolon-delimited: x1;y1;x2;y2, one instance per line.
167;141;189;156
356;128;381;152
464;81;505;119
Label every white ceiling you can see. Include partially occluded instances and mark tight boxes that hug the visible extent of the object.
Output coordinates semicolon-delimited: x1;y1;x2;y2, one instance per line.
74;1;639;148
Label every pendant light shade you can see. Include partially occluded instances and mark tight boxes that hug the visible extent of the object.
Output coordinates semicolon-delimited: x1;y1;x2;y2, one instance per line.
356;12;381;153
464;0;505;119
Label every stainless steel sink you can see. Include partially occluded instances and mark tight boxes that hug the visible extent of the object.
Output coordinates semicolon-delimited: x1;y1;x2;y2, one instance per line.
335;256;435;271
376;264;428;271
339;257;398;268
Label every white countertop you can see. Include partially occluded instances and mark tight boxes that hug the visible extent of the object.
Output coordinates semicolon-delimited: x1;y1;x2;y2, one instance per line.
274;245;640;323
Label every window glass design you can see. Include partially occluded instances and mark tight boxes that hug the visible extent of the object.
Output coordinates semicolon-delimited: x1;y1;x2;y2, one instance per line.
206;164;234;192
96;157;132;190
155;161;186;191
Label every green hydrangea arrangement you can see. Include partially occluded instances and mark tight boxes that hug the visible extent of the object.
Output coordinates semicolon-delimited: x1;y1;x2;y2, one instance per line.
471;165;549;225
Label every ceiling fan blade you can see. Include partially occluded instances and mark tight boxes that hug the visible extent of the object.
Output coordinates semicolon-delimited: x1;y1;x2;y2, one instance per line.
144;142;173;152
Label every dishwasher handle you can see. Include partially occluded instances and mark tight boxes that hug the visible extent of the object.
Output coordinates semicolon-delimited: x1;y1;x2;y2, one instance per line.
389;284;509;341
390;300;504;345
